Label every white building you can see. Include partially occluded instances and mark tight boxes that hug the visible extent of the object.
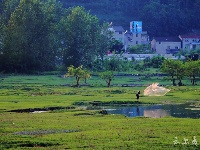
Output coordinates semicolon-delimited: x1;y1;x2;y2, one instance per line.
151;37;181;55
179;34;200;50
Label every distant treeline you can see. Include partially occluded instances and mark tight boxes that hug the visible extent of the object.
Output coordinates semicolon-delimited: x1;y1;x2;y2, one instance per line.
60;0;200;37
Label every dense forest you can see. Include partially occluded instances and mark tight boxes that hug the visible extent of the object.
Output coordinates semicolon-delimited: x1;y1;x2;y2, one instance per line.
60;0;200;37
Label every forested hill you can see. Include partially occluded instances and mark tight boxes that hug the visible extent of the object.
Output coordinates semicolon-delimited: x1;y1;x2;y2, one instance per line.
60;0;200;38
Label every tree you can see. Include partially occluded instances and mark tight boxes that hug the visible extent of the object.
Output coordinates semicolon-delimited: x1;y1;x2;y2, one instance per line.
110;40;124;54
99;71;114;87
150;56;165;68
95;22;113;70
62;6;101;68
128;45;143;54
176;62;185;86
82;69;91;84
0;0;20;71
0;0;19;25
103;53;133;72
161;59;184;86
1;0;62;72
64;65;91;87
185;60;200;85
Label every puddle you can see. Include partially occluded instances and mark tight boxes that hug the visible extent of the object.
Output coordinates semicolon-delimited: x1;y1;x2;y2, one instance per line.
31;111;48;114
8;106;75;113
88;103;200;118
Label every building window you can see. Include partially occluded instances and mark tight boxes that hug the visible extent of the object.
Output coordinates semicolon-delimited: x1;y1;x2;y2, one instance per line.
159;42;161;44
175;46;178;49
136;34;138;37
136;41;138;44
119;32;122;34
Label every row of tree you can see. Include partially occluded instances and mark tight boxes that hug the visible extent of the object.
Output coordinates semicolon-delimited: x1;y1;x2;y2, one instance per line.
65;65;114;88
161;59;200;86
0;0;113;73
66;58;200;87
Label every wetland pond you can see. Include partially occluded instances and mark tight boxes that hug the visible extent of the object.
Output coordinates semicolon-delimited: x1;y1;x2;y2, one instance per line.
88;103;200;118
9;103;200;119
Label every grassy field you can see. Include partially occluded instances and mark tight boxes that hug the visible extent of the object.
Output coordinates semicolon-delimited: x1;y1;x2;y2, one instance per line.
0;74;200;149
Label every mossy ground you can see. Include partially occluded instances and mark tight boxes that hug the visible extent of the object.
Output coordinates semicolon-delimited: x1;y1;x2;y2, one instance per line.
0;74;200;149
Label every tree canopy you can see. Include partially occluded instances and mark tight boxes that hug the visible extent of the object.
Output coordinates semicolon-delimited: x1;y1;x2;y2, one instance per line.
0;0;63;72
0;1;112;73
161;59;200;86
61;6;101;68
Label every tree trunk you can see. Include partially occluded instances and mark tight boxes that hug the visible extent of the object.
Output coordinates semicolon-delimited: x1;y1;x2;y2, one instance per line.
178;80;183;86
107;79;111;87
76;77;80;87
172;78;176;86
192;76;195;86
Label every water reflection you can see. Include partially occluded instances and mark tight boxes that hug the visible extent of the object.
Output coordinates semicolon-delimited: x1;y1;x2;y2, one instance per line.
94;104;200;118
144;109;169;118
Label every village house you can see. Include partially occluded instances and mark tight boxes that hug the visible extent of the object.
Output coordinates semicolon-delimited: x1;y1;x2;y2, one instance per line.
151;37;181;55
179;33;200;50
108;26;126;43
109;23;149;52
124;31;149;50
109;22;200;57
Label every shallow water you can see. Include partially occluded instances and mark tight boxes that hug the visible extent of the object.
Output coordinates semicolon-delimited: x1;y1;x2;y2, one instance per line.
90;103;200;118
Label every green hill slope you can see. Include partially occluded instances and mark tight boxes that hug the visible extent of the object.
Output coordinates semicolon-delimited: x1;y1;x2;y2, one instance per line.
60;0;200;37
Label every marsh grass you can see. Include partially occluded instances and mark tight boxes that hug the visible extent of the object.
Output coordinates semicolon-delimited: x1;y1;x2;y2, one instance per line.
0;74;200;149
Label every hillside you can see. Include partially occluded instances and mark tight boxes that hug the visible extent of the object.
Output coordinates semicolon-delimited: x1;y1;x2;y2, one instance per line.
60;0;200;38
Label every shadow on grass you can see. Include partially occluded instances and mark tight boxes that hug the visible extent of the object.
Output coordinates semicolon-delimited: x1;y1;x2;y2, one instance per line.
2;141;60;149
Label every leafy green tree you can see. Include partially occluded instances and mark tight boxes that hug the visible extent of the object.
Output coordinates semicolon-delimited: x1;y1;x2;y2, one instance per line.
0;0;20;71
161;59;184;86
150;56;165;68
175;61;185;86
103;55;119;71
95;22;113;69
128;45;143;54
62;6;101;68
185;60;200;85
143;57;151;68
99;71;114;87
103;53;133;72
110;40;123;54
2;0;62;72
65;65;91;87
82;69;91;84
0;0;19;25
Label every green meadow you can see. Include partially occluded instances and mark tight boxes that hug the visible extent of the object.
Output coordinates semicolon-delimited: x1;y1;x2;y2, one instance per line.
0;74;200;149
